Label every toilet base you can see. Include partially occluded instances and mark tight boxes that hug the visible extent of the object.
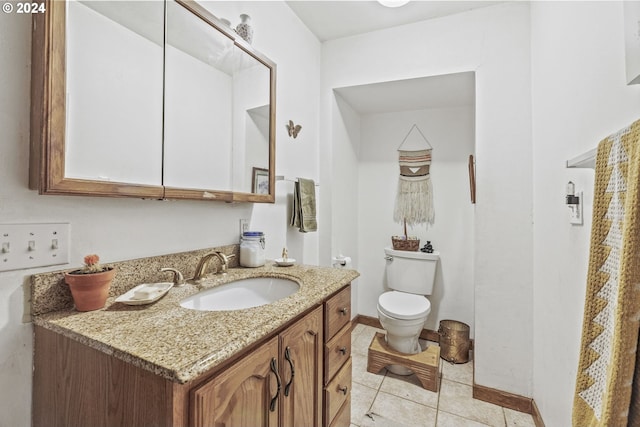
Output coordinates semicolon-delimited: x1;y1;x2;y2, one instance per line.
367;332;440;392
387;364;413;376
384;333;421;375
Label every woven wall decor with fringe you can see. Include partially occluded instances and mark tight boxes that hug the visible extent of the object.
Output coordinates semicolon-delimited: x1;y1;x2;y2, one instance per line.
393;125;435;228
393;149;435;227
573;118;640;427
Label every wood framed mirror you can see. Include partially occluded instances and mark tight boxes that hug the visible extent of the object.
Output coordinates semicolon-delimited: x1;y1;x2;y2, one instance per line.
30;0;276;203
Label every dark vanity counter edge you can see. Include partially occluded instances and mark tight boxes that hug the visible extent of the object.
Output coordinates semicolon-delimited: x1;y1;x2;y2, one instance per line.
32;249;359;384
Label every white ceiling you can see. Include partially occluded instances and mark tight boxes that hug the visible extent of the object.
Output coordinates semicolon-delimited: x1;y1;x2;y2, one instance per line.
334;72;475;115
286;0;503;42
286;1;485;114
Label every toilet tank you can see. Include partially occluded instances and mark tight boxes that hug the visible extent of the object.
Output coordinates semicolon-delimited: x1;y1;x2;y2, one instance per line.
384;247;439;295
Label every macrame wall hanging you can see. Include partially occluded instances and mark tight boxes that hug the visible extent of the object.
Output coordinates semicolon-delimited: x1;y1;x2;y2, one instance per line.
393;124;435;238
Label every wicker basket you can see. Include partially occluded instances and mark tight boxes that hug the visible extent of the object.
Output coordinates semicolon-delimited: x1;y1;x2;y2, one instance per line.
439;320;471;363
391;236;420;251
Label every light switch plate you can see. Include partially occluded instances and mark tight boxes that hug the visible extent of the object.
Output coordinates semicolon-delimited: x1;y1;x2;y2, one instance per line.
0;223;70;271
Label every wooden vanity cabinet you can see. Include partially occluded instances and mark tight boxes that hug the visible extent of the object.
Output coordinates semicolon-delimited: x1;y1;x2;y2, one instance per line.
191;306;323;427
33;284;351;427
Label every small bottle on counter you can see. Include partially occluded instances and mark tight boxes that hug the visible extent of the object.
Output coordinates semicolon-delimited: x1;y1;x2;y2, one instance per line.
240;231;266;267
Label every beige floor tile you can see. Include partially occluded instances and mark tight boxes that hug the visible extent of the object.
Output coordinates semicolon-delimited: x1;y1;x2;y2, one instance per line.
352;326;384;356
352;323;367;337
436;410;492;427
351;382;378;426
364;391;437;427
361;412;430;427
379;371;439;408
438;380;506;427
504;408;536;427
441;359;474;385
352;352;386;389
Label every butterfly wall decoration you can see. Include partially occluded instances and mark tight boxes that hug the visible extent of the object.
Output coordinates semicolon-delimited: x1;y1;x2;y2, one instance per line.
287;120;302;139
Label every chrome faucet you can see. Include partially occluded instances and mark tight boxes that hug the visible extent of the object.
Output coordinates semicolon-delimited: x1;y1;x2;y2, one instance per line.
192;251;236;281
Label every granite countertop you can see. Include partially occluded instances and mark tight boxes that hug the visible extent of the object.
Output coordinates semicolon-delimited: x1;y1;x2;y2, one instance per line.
33;262;359;384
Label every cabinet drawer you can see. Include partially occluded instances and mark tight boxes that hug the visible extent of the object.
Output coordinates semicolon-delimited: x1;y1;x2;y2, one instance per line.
329;396;351;427
324;323;351;384
324;357;352;425
324;285;351;340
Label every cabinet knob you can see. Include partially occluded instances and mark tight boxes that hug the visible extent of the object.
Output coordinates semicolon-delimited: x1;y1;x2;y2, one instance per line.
339;346;347;355
339;307;348;316
338;385;348;395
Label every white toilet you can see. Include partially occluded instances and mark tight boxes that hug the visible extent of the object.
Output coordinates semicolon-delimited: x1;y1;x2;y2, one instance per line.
378;247;439;375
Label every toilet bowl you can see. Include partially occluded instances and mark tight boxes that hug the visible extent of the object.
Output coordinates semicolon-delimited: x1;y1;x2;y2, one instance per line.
377;290;431;375
378;247;439;375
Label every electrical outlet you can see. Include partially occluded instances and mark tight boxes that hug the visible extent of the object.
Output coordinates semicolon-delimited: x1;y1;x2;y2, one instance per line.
0;223;70;271
568;191;583;225
239;219;250;237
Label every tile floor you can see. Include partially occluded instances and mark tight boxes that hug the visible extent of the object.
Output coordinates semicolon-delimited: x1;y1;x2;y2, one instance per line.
350;324;536;427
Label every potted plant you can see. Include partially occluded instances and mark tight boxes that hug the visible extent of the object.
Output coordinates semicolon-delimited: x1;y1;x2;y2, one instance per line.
64;254;115;311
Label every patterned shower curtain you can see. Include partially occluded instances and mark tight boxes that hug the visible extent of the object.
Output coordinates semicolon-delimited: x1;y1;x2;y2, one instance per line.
573;119;640;427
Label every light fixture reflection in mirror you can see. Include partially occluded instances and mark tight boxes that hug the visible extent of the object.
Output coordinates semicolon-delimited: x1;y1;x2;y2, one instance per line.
377;0;410;7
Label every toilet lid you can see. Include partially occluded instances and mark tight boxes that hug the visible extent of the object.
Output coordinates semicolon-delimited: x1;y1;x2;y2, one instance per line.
378;291;430;320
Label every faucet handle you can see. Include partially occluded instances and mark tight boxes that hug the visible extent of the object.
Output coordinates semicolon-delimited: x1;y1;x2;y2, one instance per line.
217;252;230;273
160;267;185;287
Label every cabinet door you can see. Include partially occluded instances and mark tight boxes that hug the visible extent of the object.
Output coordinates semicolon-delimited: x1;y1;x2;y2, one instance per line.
279;306;323;427
191;336;280;427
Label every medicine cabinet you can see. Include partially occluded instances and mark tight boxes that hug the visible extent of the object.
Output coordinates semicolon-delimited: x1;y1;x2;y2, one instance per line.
30;0;276;203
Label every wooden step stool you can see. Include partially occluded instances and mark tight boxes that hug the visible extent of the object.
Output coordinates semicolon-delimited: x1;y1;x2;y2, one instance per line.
367;332;440;392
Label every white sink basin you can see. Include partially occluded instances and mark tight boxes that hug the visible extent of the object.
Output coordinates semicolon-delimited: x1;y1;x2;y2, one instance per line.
180;277;299;311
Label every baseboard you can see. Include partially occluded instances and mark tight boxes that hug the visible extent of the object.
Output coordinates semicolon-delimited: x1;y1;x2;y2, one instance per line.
531;399;546;427
472;383;534;415
353;314;381;329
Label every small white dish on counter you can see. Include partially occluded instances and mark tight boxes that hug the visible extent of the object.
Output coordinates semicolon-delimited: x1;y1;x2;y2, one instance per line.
115;282;173;305
274;258;296;267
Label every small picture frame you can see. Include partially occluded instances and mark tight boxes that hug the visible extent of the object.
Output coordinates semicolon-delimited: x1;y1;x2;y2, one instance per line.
252;167;269;194
468;154;476;204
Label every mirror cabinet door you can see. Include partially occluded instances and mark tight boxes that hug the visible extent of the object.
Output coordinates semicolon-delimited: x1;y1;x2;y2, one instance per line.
164;0;235;198
30;0;275;202
164;0;275;202
65;0;164;186
30;0;166;198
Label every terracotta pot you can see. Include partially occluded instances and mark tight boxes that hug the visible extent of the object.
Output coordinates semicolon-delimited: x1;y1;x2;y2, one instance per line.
64;268;116;311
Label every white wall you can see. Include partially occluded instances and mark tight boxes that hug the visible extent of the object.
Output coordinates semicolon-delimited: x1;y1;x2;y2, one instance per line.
218;1;323;264
530;2;640;426
0;2;320;425
321;2;533;397
330;93;362;314
356;107;475;334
